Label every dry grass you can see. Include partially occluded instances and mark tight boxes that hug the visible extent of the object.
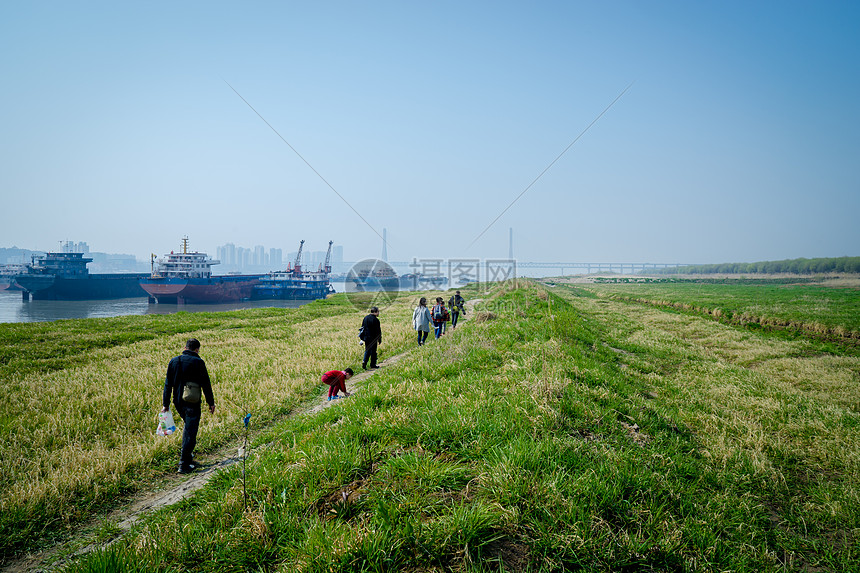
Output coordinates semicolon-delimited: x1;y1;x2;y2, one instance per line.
45;282;860;571
472;311;497;323
0;296;417;540
566;292;860;488
583;281;860;340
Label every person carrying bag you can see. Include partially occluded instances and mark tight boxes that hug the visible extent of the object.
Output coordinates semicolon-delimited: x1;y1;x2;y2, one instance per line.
161;338;216;474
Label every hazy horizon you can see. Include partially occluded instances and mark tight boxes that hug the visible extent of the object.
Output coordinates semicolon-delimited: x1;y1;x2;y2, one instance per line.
2;2;858;265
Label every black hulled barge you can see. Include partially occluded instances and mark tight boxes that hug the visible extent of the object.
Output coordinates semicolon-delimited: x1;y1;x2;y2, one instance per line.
16;249;148;301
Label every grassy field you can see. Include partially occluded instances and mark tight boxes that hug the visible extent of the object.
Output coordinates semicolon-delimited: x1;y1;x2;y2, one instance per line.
0;292;419;560
4;283;860;572
39;280;857;572
565;279;860;341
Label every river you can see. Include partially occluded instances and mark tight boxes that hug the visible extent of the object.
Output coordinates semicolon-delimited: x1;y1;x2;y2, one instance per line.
0;284;349;323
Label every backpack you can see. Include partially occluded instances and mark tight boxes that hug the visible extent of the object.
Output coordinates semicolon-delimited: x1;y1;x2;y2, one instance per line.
433;304;444;321
448;297;459;313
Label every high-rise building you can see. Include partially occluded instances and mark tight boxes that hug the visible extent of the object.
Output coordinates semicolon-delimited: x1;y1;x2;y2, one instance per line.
217;243;238;269
224;243;236;266
332;245;344;273
270;248;282;269
62;241;90;253
236;247;248;270
253;245;266;268
304;250;322;271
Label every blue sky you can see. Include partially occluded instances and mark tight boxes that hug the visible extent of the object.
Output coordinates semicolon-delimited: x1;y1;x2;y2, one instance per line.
1;1;858;265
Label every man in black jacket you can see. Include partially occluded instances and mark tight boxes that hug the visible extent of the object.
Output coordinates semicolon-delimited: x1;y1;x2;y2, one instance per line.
361;306;382;369
161;338;216;474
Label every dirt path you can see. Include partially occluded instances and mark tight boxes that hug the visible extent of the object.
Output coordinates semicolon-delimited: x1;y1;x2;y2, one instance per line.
114;352;416;532
3;352;410;572
5;301;479;573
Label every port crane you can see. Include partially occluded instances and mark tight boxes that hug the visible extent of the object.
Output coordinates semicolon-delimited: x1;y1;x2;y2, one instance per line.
321;240;333;273
292;240;304;275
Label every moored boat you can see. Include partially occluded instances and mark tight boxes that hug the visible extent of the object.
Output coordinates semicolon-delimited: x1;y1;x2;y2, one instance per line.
252;240;334;301
140;238;261;304
14;249;148;300
346;259;399;292
398;273;448;291
0;264;26;291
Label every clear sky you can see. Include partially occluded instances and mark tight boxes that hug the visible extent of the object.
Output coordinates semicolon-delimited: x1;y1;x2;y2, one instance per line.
1;1;858;265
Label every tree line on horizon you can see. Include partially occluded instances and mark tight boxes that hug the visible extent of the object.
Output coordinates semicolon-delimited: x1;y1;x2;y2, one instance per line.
657;256;860;275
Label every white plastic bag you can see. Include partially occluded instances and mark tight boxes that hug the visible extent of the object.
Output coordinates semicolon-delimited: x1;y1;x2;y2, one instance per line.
156;410;177;436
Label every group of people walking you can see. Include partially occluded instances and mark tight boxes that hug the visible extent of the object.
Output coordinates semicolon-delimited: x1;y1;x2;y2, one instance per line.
160;291;466;474
412;290;466;344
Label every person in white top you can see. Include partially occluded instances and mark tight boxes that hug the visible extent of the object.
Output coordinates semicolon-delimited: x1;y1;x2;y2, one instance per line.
412;297;432;345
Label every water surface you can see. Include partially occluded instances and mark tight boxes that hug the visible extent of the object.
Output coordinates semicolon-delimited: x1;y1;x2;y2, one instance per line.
0;290;322;324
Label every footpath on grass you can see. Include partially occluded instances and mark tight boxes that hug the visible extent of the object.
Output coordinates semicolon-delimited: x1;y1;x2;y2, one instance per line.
18;284;860;571
2;357;399;573
4;299;477;573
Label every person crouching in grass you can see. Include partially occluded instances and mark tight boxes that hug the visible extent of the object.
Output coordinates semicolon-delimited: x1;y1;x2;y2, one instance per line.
322;368;353;401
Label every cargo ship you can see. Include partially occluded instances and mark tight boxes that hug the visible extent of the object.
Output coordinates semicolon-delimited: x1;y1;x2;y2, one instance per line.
345;259;399;292
252;240;335;300
398;273;448;291
140;238;262;304
15;249;148;301
0;264;26;291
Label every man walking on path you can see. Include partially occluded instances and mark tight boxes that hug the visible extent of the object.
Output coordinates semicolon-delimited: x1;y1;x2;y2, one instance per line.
322;368;353;400
448;290;466;329
361;306;382;369
162;338;216;474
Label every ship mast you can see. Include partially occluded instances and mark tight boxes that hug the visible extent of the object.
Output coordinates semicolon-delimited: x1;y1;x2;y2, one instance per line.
181;236;190;254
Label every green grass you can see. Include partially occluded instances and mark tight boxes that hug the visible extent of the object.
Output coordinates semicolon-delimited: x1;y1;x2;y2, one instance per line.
58;281;859;572
0;292;424;560
571;280;860;342
0;296;359;381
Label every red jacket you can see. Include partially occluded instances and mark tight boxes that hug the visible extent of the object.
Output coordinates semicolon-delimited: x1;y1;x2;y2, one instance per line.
322;370;347;386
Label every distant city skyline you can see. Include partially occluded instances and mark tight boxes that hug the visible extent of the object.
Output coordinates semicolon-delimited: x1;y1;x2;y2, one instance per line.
4;239;857;282
215;241;344;273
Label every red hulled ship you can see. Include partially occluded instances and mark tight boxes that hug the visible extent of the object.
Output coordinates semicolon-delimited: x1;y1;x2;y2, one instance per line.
140;237;261;304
